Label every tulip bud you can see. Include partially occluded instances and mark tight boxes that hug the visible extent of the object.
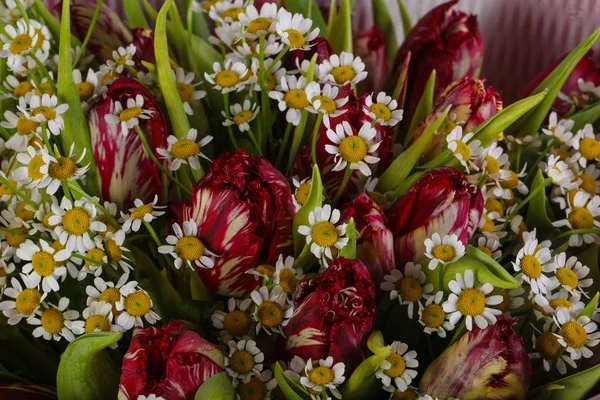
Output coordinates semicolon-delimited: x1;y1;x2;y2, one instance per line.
188;150;296;297
408;77;502;162
393;0;483;129
355;27;388;94
118;320;224;400
281;257;376;373
419;316;531;399
88;78;167;209
387;167;483;266
130;28;156;72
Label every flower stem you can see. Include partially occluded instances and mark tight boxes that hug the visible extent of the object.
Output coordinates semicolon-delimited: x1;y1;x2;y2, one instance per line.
502;178;551;230
332;165;352;205
0;226;38;240
73;0;102;68
29;52;56;92
311;112;324;167
0;175;36;207
13;0;30;27
143;220;162;247
554;228;600;241
222;93;239;149
265;45;290;76
41;124;54;157
68;181;121;228
275;123;293;168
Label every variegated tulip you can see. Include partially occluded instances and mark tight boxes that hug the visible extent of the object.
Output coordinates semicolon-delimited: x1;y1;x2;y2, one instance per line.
419;316;531;399
130;28;156;72
281;257;376;373
118;320;224;400
387;167;483;266
88;78;167;209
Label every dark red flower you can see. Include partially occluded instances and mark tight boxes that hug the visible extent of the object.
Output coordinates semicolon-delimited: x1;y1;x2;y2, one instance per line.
130;28;156;72
355;27;388;94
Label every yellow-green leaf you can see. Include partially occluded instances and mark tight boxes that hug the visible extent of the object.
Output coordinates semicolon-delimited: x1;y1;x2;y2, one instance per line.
372;0;398;67
530;362;600;400
274;362;311;400
406;70;436;143
194;372;235;400
124;0;149;28
397;0;412;37
327;0;352;53
569;101;600;132
339;218;360;259
293;165;323;256
580;292;599;319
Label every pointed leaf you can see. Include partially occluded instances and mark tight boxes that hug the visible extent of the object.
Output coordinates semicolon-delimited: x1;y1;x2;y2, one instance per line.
530;362;600;400
327;0;352;53
569;101;600;132
397;0;412;37
526;170;558;238
33;0;66;45
372;0;398;67
194;372;235;400
124;0;149;28
390;170;424;200
392;51;410;108
339;218;360;259
285;0;326;33
465;246;521;289
293;165;323;255
406;69;436;142
580;292;599;319
274;362;311;400
341;347;393;400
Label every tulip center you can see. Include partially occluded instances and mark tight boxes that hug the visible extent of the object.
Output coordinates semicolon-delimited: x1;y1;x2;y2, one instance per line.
484;155;500;174
421;303;445;328
568;207;594;229
284;88;309;110
15;288;41;315
85;315;111;333
124;290;152;317
456;288;485;317
230;350;255;374
175;236;205;262
10;34;32;54
453;140;471;161
309;366;334;386
438;118;457;135
499;170;519;189
27;155;46;180
477;246;493;257
5;227;26;247
395;276;422;303
176;82;193;102
233;110;255;125
16;115;40;135
561;321;588;349
13;81;33;97
119;106;143;122
32;251;56;277
77;82;95;102
15;202;34;221
555;267;579;289
256;300;284;328
330;66;355;85
62;207;91;236
491;290;509;312
383;353;406;378
255;264;275;279
579;138;600;160
295;182;311;206
431;244;455;262
222;7;244;21
85;248;105;268
0;179;16;198
171;139;201;160
106;238;122;262
285;29;305;48
549;298;573;310
202;0;222;11
339;136;368;164
369;103;392;122
278;268;297;295
247;17;273;35
311;221;339;248
536;331;561;360
485;197;504;216
41;307;65;335
520;255;542;279
31;106;57;121
313;95;337;114
215;70;241;88
98;287;121;316
223;310;251;337
130;204;153;220
48;157;77;180
580;173;597;195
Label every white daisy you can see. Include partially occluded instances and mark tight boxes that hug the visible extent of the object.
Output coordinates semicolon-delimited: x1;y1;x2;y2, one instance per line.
73;68;100;104
222;100;259;132
481;142;509;177
268;75;309;126
300;357;345;399
157;128;213;171
158;220;216;270
364;92;404;127
553;308;600;360
3;74;35;99
424;233;465;270
273;254;303;297
225;339;264;383
572;124;600;168
29;297;83;342
297;205;348;263
512;238;555;294
121;195;166;233
82;300;121;335
104;94;154;136
530;327;576;375
446;126;483;173
276;11;320;50
0;274;46;324
105;44;136;74
238;3;280;38
85;273;130;316
375;341;418;392
49;197;106;253
205;58;249;94
249;57;286;92
250;285;293;335
115;281;160;330
553;191;600;247
173;67;206;115
545;154;577;190
25;94;68;136
103;230;133;273
319;52;367;86
325;121;381;176
39;143;89;195
14;145;51;189
474;235;502;259
548;252;593;295
211;297;253;341
418;291;455;337
542;112;575;146
17;239;70;293
292;176;312;211
0;262;16;298
305;82;348;121
380;263;434;318
207;0;246;23
0;19;39;68
578;78;600;98
491;166;529;199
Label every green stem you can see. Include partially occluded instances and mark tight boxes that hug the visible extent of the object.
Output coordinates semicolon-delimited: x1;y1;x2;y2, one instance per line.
310;112;324;167
502;178;551;230
265;45;289;76
246;127;263;156
73;0;102;68
143;220;162;247
332;165;352;205
0;175;36;207
275;122;293;168
41;124;54;157
515;144;522;172
67;181;121;228
525;139;555;183
222;93;239;149
61;181;73;201
14;0;31;27
554;228;600;241
438;264;445;291
0;226;38;240
29;52;55;92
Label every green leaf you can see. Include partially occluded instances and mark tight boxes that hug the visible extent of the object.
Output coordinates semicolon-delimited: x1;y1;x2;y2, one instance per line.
506;28;600;138
194;372;235;400
525;170;558;238
372;0;398;67
339;218;360;259
293;165;323;255
530;362;600;400
341;339;393;400
187;33;224;112
569;101;600;132
390;170;424;200
327;0;352;54
285;0;326;33
465;246;520;289
397;0;412;37
56;0;100;196
124;0;149;28
391;52;411;109
274;362;311;400
378;105;449;193
406;70;436;143
33;0;74;47
580;292;599;319
56;332;122;400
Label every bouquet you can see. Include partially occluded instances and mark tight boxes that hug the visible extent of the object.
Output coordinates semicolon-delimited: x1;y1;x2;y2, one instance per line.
0;0;599;399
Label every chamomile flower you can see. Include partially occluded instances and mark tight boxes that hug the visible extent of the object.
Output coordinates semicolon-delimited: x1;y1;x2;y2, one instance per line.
536;290;585;319
545;154;577;190
481;143;509;178
157;128;212;171
305;82;348;121
1;0;35;23
572;124;600;168
173;68;206;115
578;164;600;195
104;94;154;135
249;57;286;92
0;274;46;324
269;75;309;126
25;94;68;135
121;195;166;233
42;143;89;195
77;246;108;280
212;297;253;340
2;108;41;151
158;220;216;270
364;92;404;127
14;145;51;188
419;291;455;337
225;339;264;383
478;211;506;238
375;341;418;392
250;285;293;335
3;74;35;99
513;238;554;294
325;121;381;176
205;59;249;93
319;52;367;86
103;230;132;273
49;197;107;253
292;177;311;211
17;239;70;293
0;262;15;298
443;269;503;331
446;126;483;173
222;100;259;132
530;328;575;375
82;300;121;334
474;235;502;259
578;78;600;98
276;12;320;50
553;191;600;246
491;166;529;199
73;68;100;103
380;263;434;318
115;281;160;330
105;44;136;74
0;19;39;68
548;253;593;295
297;205;348;263
29;297;83;342
542;112;575;146
301;357;345;399
273;254;303;297
238;3;280;38
235;369;277;400
553;308;600;360
424;233;465;270
86;273;130;316
208;0;245;22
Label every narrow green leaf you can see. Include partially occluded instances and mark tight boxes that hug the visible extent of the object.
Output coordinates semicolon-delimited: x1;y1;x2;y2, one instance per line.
124;0;149;28
339;218;360;259
341;347;393;400
142;0;159;24
525;170;557;238
293;165;323;255
580;292;599;319
274;362;311;400
465;246;521;289
530;362;600;400
391;51;410;108
56;332;122;400
327;0;352;54
507;28;600;138
194;372;235;400
325;0;337;39
188;33;224;112
285;0;326;33
390;170;424;200
406;72;436;145
397;0;412;37
372;0;398;67
33;0;71;46
569;101;600;132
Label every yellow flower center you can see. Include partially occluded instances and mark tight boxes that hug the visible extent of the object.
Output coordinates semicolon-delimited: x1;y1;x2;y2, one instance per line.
171;139;200;160
285;29;305;48
536;331;561;360
77;82;95;102
485;197;504;216
370;103;392;122
313;95;337;114
255;264;275;278
478;246;493;257
31;251;56;277
176;82;193;102
85;248;105;267
222;7;244;21
395;276;422;303
5;227;26;247
98;216;117;235
500;170;519;189
62;207;91;236
311;221;339;248
432;244;456;262
568;206;594;229
391;388;419;400
33;29;46;48
215;70;240;88
15;288;41;315
438;118;457;135
284;88;309;109
233;110;255;125
16;115;40;135
278;268;297;295
556;267;579;288
256;300;283;328
175;236;205;261
31;106;56;121
480;214;495;234
339;135;368;164
330;65;356;85
13;81;33;97
0;179;16;197
247;17;273;35
43;212;58;230
580;173;597;195
554;147;570;161
309;366;334;386
456;288;486;317
98;287;121;316
202;0;222;11
100;71;119;86
579;138;600;160
236;376;267;400
9;34;32;54
492;290;510;312
421;303;445;328
48;157;77;180
453;140;471;161
484;155;500;174
549;298;573;309
15;202;34;221
124;290;152;317
383;353;406;378
28;136;44;148
295;182;311;206
41;307;65;335
27;155;46;180
37;82;54;96
119;106;143;122
520;255;542;279
130;204;153;220
561;321;588;349
230;350;255;374
105;238;122;262
85;314;110;333
223;310;251;337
